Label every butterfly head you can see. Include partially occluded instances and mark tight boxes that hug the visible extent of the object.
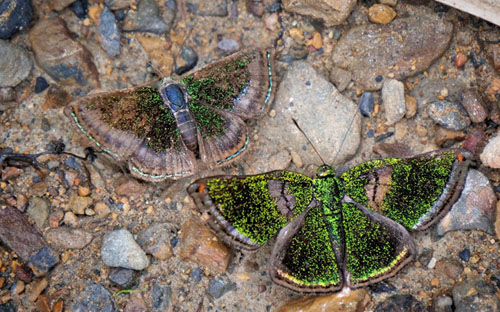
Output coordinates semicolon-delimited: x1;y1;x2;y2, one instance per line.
316;165;336;177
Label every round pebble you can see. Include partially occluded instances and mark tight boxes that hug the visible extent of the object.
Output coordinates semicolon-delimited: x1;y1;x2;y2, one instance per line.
101;229;149;270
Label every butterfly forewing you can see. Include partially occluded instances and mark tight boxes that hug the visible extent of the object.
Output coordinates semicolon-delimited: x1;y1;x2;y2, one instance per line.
187;171;314;251
341;199;415;288
341;149;471;230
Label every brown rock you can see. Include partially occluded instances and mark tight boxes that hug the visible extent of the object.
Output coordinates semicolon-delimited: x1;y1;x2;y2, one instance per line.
1;166;23;180
63;211;79;227
332;14;453;90
50;0;75;11
405;95;417;118
94;201;111;218
179;217;232;274
329;66;352;92
311;32;323;49
29;18;99;89
48;209;64;228
42;84;71;110
495;201;500;240
455;52;467;68
434;127;465;146
114;176;145;197
368;4;396;24
460;90;487;123
435;258;463;280
31;181;48;196
492;47;500;71
275;289;371;312
36;295;51;312
246;0;264;17
45;227;93;249
53;300;64;312
282;0;356;26
135;35;174;76
105;0;137;10
27;277;48;302
68;193;93;215
78;186;91;197
124;293;147;312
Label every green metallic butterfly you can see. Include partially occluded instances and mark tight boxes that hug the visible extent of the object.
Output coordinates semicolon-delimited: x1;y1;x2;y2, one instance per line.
65;49;275;182
187;149;471;293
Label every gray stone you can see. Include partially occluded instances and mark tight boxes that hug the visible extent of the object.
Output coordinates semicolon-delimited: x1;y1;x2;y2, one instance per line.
137;223;175;260
122;0;170;34
329;66;352;92
0;40;33;87
217;37;240;53
436;169;497;237
382;79;406;125
374;294;425;312
152;284;171;310
175;46;198;75
282;0;356;26
71;282;116;312
27;197;49;230
186;0;228;17
28;246;59;276
427;101;471;131
108;267;136;288
480;133;500;168
261;61;361;169
45;227;93;249
432;294;453;312
208;277;237;299
99;6;120;57
332;13;453;90
101;229;149;270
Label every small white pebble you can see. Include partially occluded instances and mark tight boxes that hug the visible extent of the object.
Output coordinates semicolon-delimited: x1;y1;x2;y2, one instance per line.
427;257;437;269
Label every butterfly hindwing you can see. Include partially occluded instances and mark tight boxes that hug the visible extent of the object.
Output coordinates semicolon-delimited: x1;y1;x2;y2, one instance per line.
341;198;415;288
341;149;471;230
65;86;197;181
187;171;314;251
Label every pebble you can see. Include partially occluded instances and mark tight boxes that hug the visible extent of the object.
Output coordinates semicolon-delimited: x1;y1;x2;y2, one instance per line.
311;32;322;49
0;40;33;87
458;248;471;262
68;193;93;215
368;4;396;24
98;6;121;57
136;223;175;260
28;247;59;276
460;90;487;123
0;0;33;39
432;294;453;312
104;0;136;10
122;0;171;34
332;13;452;90
135;34;174;76
275;289;370;312
45;227;93;249
374;294;425;312
290;150;303;168
359;92;375;117
427;257;437;269
1;166;23;180
266;61;361;167
70;282;115;312
208;277;237;299
108;267;136;288
14;264;32;283
189;267;202;284
405;95;417;118
27;277;48;301
179;217;232;273
34;77;49;94
94;201;111;218
435;258;463;280
217;36;240;53
246;0;264;17
175;46;198;75
382;79;406;125
124;293;147;312
113;176;144;197
42;84;71;110
281;0;356;26
480;133;500;168
50;0;75;11
48;209;64;227
27;197;49;230
152;284;171;310
436;169;497;237
186;0;228;17
264;13;279;31
426;100;470;131
452;278;500;312
63;211;79;227
464;129;485;155
29;18;99;88
329;66;352;92
0;86;15;101
71;0;89;19
434;127;465;147
415;124;427;137
101;229;149;270
11;280;25;295
455;52;467;68
78;186;91;196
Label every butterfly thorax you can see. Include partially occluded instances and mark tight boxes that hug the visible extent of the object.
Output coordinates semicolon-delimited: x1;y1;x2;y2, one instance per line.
160;82;198;152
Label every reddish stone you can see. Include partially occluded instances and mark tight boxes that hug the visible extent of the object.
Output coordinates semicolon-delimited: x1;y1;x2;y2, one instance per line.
455;52;467;68
464;129;485;154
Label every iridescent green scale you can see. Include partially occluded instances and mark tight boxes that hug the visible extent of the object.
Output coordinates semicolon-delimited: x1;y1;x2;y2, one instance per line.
188;149;471;293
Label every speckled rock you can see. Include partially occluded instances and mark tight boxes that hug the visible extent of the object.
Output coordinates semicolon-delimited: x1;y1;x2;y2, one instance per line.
332;14;453;90
45;227;93;249
263;61;361;168
0;40;33;87
426;101;471;131
480;133;500;168
71;282;116;312
122;0;172;34
99;6;120;57
275;288;370;312
27;197;49;230
382;79;406;125
29;18;99;89
101;229;149;270
452;278;500;312
436;169;497;237
460;90;487;123
186;0;228;17
108;267;136;288
282;0;356;26
0;0;33;39
137;223;175;260
179;217;232;273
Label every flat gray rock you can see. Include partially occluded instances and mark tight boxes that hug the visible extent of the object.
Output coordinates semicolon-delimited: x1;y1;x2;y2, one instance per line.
0;40;32;87
262;61;361;169
101;229;149;270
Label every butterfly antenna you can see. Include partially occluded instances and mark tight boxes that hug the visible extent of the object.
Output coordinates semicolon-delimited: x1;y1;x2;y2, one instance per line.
292;118;326;165
331;104;360;165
